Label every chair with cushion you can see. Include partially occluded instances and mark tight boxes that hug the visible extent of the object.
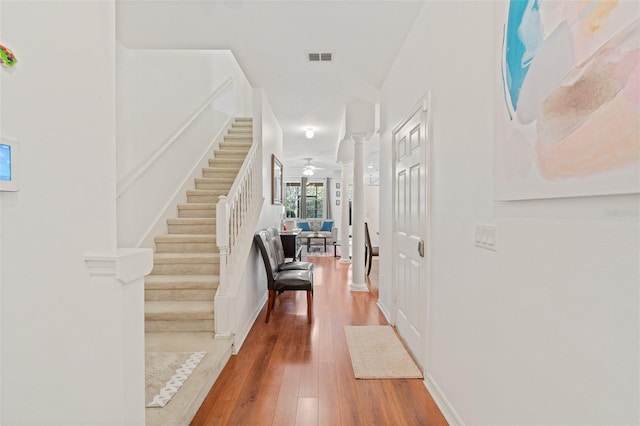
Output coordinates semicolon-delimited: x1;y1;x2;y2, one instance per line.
255;229;314;323
364;222;379;276
266;227;313;271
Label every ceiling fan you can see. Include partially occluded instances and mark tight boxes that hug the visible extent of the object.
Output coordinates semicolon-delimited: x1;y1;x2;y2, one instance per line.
302;158;323;176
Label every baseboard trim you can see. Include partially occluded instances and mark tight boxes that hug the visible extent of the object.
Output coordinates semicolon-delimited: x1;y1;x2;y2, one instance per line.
424;372;464;426
377;300;393;325
232;292;268;354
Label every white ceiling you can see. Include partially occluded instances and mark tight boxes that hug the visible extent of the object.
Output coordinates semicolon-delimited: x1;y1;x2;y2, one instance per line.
117;0;426;178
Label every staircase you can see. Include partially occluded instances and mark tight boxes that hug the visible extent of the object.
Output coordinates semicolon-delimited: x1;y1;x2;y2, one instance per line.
144;118;253;334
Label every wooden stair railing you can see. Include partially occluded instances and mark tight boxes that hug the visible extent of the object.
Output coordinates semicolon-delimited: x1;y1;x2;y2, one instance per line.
214;125;263;340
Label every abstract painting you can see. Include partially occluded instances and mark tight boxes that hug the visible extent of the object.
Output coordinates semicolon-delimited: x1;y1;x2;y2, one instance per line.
495;0;639;200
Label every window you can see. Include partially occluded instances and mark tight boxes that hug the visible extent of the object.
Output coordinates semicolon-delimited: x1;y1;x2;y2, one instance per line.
285;182;301;218
285;179;325;218
306;181;324;218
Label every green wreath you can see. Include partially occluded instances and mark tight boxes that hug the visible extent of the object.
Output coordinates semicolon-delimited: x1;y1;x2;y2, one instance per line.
0;45;17;67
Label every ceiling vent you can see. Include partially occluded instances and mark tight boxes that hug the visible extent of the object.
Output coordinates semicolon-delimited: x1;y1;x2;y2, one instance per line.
307;52;333;62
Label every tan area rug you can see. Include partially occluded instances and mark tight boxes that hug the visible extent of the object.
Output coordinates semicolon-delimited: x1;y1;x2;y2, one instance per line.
344;325;422;379
145;351;206;408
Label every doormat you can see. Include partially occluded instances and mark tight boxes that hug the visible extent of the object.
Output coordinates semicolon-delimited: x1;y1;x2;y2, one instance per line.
344;325;422;379
145;351;206;408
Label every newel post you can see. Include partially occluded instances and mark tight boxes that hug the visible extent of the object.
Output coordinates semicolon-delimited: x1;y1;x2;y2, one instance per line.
215;195;231;337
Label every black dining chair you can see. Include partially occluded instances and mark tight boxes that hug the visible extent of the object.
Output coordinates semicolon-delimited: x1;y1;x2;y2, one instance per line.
266;227;313;271
254;229;314;323
365;222;379;276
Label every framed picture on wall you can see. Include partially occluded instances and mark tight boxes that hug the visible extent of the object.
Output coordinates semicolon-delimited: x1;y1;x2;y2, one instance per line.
271;154;283;205
336;183;340;189
336;199;340;206
336;190;340;197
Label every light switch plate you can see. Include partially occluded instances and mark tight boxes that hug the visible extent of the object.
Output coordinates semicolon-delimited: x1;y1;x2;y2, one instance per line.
475;224;497;251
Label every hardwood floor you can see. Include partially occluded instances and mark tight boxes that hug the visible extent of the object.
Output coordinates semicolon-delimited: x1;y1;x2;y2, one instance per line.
191;254;447;426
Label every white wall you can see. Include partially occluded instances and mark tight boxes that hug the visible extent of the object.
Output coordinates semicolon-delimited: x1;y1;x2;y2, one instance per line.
0;1;148;424
365;186;379;246
257;89;285;230
116;47;252;247
379;1;639;425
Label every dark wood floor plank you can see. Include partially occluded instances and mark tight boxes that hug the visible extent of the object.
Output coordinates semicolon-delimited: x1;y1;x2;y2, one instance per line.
191;254;448;426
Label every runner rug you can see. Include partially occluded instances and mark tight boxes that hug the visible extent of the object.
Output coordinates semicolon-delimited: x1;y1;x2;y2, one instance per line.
344;325;422;379
145;351;206;408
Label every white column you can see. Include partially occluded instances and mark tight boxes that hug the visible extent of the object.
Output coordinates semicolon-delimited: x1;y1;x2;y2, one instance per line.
339;162;352;264
350;136;368;292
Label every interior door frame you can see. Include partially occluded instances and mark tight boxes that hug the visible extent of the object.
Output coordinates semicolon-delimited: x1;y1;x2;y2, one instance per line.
390;92;433;370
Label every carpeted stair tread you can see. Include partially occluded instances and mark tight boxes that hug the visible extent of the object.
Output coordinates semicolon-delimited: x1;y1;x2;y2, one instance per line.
219;143;251;148
153;253;220;264
145;274;219;290
154;234;218;253
202;164;240;178
220;139;251;145
145;301;214;320
220;142;252;150
177;204;216;218
214;151;249;158
155;234;215;243
167;220;215;234
187;192;228;204
232;123;252;128
209;154;245;159
221;134;251;139
209;158;244;165
216;147;250;153
187;189;228;196
178;203;216;210
212;155;246;162
201;166;240;174
195;177;235;184
195;182;233;191
167;217;215;223
223;134;252;140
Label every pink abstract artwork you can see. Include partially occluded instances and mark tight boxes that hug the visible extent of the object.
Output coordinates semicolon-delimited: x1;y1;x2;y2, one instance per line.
496;1;640;200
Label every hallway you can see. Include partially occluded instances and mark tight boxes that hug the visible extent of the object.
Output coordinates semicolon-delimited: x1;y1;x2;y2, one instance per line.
191;254;447;425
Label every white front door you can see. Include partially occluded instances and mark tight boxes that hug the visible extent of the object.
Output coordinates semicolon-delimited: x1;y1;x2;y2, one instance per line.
393;99;429;368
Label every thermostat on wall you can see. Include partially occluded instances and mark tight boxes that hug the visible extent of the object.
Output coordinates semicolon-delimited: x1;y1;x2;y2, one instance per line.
0;137;19;192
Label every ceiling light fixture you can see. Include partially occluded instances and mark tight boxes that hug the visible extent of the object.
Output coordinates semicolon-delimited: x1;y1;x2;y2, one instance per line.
305;128;314;139
302;167;314;176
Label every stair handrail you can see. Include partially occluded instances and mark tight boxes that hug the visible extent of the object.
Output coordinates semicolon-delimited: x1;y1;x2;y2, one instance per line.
215;131;263;338
117;77;233;197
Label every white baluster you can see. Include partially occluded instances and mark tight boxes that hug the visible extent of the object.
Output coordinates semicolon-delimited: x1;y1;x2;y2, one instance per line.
215;195;230;336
